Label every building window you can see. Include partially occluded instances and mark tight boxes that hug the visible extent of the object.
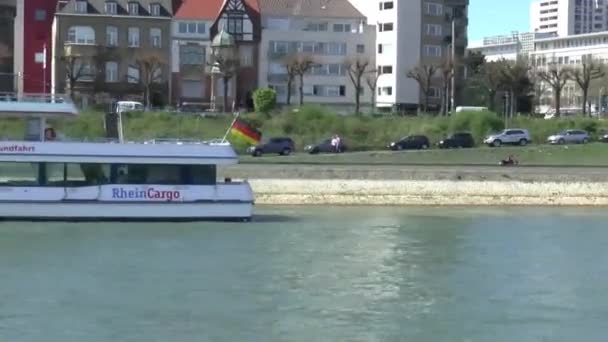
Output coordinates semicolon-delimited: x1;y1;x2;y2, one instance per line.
333;23;352;32
272;41;288;53
75;1;87;13
380;87;392;96
426;2;443;16
239;45;253;66
305;22;328;31
327;42;347;55
179;22;205;34
179;44;205;65
127;65;140;83
150;28;162;48
128;27;140;47
356;44;365;53
378;44;383;53
227;16;243;34
426;24;442;36
428;87;440;98
75;62;94;81
106;26;118;46
380;1;394;10
34;9;46;21
128;2;139;15
149;3;161;16
379;65;393;74
67;26;95;45
379;23;394;32
105;1;117;14
424;45;441;57
197;23;206;34
105;61;118;82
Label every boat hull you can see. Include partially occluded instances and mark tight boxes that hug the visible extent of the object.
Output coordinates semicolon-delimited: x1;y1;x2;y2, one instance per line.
0;201;254;222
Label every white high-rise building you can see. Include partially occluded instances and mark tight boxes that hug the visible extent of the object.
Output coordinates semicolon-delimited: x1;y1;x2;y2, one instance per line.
531;0;607;36
349;0;469;111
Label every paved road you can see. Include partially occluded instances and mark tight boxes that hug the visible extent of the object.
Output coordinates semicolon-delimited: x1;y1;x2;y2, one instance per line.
222;163;608;182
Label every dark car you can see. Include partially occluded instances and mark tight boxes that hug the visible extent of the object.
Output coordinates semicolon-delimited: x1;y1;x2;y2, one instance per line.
438;132;475;149
248;137;295;156
388;135;431;150
304;138;347;154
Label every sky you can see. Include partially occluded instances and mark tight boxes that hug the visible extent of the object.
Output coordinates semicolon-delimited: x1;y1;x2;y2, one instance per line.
468;0;531;42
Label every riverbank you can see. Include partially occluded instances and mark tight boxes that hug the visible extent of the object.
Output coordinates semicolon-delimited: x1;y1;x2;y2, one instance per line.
221;164;608;206
247;179;608;206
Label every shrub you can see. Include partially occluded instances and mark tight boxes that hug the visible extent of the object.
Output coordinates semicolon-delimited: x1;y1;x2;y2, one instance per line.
448;111;504;141
253;88;277;115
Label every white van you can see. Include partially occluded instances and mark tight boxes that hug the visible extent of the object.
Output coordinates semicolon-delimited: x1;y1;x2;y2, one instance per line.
115;101;144;113
455;106;488;113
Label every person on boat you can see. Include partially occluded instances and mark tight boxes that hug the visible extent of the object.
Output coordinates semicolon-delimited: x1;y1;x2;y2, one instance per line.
44;127;57;141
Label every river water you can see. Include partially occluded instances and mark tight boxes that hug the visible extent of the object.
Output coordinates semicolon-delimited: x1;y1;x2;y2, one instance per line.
1;206;607;342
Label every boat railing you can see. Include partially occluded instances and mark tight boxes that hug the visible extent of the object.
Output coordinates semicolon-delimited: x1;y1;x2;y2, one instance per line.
0;92;72;104
0;136;230;146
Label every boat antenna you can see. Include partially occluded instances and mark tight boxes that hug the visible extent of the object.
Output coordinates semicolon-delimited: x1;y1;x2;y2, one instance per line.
221;111;240;143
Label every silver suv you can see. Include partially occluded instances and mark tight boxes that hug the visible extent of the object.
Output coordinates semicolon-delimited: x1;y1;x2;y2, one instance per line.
484;129;531;147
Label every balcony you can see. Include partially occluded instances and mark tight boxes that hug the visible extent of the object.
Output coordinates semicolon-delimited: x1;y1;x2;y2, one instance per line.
64;43;99;57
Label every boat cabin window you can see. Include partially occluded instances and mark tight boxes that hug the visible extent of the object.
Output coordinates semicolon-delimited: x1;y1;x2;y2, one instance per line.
44;163;110;186
0;162;217;186
0;162;39;186
113;164;216;185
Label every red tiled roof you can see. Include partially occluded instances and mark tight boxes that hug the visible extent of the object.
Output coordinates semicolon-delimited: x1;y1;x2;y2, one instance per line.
175;0;259;20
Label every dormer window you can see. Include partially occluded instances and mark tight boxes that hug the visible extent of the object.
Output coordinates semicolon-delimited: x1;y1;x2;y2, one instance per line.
75;1;87;13
128;2;139;15
150;3;161;16
105;1;117;14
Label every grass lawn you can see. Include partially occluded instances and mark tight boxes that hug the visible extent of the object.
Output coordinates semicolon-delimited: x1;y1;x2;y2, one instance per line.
241;143;608;166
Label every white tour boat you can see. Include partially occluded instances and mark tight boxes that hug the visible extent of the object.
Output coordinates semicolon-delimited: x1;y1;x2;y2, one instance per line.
0;93;253;221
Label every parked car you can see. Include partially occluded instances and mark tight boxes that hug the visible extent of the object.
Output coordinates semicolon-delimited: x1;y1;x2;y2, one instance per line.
483;129;531;147
387;135;431;150
248;137;295;156
547;130;590;144
304;138;347;154
600;131;608;143
438;132;475;149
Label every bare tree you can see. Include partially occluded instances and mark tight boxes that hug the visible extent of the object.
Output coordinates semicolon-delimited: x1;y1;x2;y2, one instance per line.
61;53;93;101
283;54;315;106
344;57;373;115
406;64;438;113
281;56;299;106
537;63;572;118
475;61;506;111
133;51;166;108
365;70;380;113
439;57;454;116
572;57;605;116
209;50;240;112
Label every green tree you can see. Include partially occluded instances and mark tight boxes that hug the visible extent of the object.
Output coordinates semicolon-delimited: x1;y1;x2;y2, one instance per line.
253;88;277;115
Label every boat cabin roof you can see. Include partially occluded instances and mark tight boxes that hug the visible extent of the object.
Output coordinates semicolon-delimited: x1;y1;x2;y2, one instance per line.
0;93;79;118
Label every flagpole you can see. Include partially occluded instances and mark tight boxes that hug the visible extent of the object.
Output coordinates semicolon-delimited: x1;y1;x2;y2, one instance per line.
42;43;47;94
221;111;240;143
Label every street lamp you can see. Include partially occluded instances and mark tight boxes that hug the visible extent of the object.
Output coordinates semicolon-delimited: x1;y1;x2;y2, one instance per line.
445;5;466;113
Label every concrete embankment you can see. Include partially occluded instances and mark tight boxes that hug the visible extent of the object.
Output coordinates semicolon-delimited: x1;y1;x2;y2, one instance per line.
222;164;608;206
246;179;608;206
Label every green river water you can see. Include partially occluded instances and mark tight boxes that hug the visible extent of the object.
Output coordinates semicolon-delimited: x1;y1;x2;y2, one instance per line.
1;206;607;342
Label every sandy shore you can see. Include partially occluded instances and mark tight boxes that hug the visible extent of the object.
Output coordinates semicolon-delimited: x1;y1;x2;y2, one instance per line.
247;179;608;206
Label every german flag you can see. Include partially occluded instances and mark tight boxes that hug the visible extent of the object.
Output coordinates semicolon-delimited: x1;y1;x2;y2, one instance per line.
230;118;262;145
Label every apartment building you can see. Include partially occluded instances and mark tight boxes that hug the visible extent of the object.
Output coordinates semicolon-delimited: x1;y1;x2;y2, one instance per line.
467;32;548;62
0;0;15;92
532;31;608;109
349;0;469;112
0;0;58;93
258;0;375;110
171;0;217;105
531;0;608;36
51;0;174;107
